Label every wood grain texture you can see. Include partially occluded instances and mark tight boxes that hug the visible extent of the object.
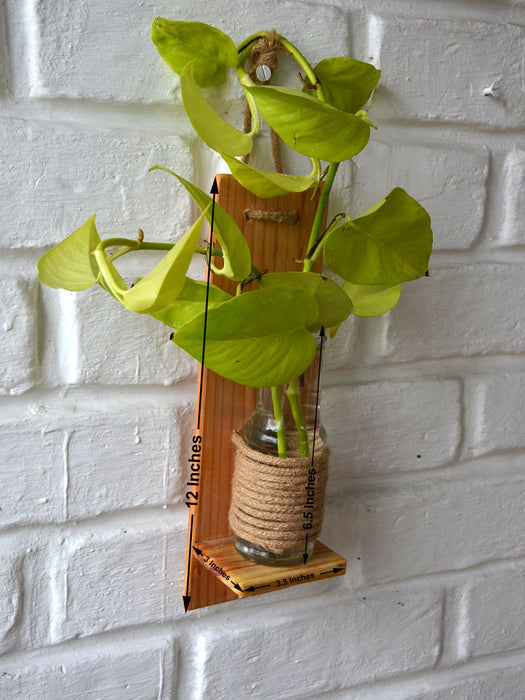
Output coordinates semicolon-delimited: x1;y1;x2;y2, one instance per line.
186;175;325;611
194;538;346;598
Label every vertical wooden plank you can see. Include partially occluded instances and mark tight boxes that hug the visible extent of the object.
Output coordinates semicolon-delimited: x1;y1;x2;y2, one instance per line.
185;175;324;610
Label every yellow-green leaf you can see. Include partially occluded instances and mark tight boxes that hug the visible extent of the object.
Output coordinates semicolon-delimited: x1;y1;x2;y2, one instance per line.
151;18;237;88
150;166;251;280
37;215;101;291
173;287;318;387
245;85;370;162
260;271;352;331
324;188;433;285
122;210;207;313
181;61;252;156
342;281;402;317
221;153;318;198
311;57;380;113
152;277;231;329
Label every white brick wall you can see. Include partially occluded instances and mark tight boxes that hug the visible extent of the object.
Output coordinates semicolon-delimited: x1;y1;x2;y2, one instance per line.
1;0;525;697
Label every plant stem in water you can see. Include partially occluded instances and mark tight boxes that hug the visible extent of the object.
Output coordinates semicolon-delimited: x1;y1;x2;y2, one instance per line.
286;379;310;458
271;386;287;458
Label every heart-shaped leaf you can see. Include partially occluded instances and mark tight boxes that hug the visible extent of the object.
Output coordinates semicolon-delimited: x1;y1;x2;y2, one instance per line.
37;215;101;291
173;287;318;387
310;58;380;114
151;18;238;88
260;272;352;331
342;281;402;317
150;166;251;281
245;85;370;162
152;277;231;329
122;210;207;313
324;188;433;285
221;152;318;198
181;61;252;156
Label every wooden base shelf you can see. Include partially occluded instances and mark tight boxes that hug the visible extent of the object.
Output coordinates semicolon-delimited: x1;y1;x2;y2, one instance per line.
193;538;346;599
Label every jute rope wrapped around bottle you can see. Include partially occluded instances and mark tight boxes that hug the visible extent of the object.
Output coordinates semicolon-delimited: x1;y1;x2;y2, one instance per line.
229;431;330;554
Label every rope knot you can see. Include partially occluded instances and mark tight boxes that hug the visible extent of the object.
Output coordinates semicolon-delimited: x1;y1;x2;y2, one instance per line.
248;30;288;83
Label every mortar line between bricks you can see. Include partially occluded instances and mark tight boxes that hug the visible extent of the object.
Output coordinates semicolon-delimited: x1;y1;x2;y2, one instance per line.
453;377;468;464
434;588;448;667
322;354;525;386
0;503;189;541
3;98;525;138
325;0;525;25
0;380;198;414
61;430;71;521
2;97;525;141
306;645;525;700
0;97;194;137
349;554;525;596
327;446;525;489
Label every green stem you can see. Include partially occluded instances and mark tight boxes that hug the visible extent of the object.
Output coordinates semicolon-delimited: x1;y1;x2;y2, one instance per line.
271;386;287;458
277;36;326;102
236;38;262;137
285;379;310;458
303;162;339;272
92;247;127;300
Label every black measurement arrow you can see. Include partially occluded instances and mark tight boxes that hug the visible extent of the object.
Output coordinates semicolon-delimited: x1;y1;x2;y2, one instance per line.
244;584;272;592
320;567;344;576
196;177;219;431
192;546;203;558
232;581;243;592
183;513;195;612
304;326;326;565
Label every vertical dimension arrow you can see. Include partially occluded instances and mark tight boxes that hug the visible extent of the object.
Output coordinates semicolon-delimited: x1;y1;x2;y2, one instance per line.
182;177;219;613
304;326;325;565
196;176;218;431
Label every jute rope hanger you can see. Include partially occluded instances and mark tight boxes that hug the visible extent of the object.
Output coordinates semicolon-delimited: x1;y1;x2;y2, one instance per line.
229;432;330;554
243;30;288;174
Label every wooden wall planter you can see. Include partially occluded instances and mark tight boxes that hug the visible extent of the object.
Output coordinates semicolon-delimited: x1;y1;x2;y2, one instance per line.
183;174;346;611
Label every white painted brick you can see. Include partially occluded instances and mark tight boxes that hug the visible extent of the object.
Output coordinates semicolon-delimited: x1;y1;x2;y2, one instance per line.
0;551;23;656
417;666;525;700
29;0;350;102
0;419;64;528
382;264;525;362
466;372;525;457
0;539;56;655
332;658;525;699
369;15;525;127
322;313;360;371
0;118;192;248
466;564;525;658
66;406;188;519
0;633;176;699
350;139;489;250
324;379;461;478
51;510;186;641
0;275;39;394
502;149;525;246
350;471;525;586
65;285;196;385
197;588;442;696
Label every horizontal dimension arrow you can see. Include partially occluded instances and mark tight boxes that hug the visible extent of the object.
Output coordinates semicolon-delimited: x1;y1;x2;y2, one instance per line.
245;584;272;592
320;567;344;575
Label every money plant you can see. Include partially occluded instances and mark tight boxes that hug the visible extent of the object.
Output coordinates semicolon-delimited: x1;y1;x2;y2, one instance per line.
37;19;433;458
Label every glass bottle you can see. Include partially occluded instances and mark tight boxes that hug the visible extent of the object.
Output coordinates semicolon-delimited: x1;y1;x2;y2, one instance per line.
233;346;327;566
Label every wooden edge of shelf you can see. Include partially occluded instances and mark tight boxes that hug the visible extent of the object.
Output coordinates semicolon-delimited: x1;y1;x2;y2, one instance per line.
193;538;346;599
